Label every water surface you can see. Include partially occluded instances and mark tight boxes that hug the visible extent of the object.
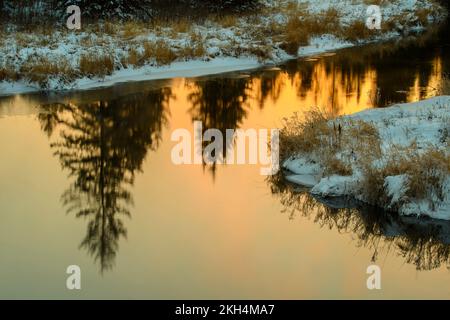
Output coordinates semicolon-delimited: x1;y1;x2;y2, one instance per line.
0;23;450;299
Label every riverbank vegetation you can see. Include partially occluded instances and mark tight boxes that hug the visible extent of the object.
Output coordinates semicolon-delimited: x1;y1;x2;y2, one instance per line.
0;0;447;91
280;96;450;220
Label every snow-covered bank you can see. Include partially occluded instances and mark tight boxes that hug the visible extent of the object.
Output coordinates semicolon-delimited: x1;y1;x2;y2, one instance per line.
282;96;450;220
0;0;446;96
0;57;261;96
0;34;356;96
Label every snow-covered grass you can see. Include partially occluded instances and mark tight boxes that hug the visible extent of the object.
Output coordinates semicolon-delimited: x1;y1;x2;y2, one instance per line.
0;0;446;95
281;96;450;220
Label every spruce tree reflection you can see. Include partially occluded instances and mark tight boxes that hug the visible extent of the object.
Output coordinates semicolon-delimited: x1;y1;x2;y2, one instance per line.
255;70;284;109
38;103;66;138
38;88;172;272
187;78;250;179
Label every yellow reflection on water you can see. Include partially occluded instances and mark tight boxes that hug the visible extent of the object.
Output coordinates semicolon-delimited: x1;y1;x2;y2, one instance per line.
293;62;378;115
0;40;450;298
424;55;443;99
408;56;443;102
235;58;384;122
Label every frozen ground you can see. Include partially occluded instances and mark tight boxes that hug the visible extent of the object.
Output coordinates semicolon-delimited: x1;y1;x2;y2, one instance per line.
283;96;450;220
0;0;446;95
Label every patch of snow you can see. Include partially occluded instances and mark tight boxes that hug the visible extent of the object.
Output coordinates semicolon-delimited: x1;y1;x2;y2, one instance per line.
283;157;321;175
311;175;357;197
298;35;354;57
384;175;408;207
286;174;319;187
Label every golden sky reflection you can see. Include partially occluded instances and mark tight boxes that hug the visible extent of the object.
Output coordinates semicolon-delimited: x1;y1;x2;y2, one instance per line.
0;44;449;298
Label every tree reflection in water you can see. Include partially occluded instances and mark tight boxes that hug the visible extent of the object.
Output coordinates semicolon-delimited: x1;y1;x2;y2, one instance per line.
28;23;450;273
187;77;250;179
268;172;450;271
37;88;172;272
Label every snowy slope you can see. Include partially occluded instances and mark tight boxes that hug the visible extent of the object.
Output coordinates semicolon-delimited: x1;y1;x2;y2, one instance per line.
283;96;450;220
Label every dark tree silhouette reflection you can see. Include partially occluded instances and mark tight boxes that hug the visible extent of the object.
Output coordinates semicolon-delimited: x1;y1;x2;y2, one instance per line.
187;78;250;179
253;70;284;109
268;173;450;271
38;88;172;272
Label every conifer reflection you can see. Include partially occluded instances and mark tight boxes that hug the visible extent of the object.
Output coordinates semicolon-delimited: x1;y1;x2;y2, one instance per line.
187;78;250;179
38;88;172;272
254;70;285;109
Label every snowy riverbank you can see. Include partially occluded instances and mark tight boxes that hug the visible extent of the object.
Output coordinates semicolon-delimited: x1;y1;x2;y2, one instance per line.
282;96;450;220
0;0;446;96
0;57;262;96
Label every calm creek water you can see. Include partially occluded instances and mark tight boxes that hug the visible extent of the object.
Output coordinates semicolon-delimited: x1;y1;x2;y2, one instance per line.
0;20;449;299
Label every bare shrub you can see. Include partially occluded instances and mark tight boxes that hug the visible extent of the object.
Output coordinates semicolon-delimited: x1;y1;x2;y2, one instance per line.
324;156;353;176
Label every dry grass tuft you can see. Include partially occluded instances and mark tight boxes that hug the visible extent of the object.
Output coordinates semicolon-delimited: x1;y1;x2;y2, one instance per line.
126;47;142;67
172;18;193;34
387;147;449;201
280;14;309;55
79;54;115;77
279;7;341;55
344;119;382;161
361;146;450;207
180;32;207;59
0;66;20;82
215;15;239;28
416;8;432;26
279;109;333;160
324;156;353;176
144;40;178;65
102;21;119;35
19;57;76;87
360;164;387;204
122;21;145;39
342;20;374;42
